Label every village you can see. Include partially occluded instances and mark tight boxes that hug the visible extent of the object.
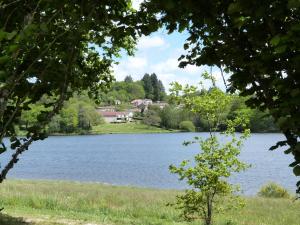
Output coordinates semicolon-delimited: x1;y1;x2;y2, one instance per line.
96;99;168;123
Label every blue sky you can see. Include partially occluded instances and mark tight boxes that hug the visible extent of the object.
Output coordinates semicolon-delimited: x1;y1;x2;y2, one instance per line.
111;1;227;92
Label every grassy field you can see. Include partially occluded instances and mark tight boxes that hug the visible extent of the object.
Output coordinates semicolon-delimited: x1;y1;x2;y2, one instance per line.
0;180;299;225
92;122;178;134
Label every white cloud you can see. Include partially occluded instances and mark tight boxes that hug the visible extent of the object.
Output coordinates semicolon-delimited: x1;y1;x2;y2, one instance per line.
132;0;144;10
137;36;165;49
151;58;179;73
112;56;148;82
185;64;202;74
127;57;147;69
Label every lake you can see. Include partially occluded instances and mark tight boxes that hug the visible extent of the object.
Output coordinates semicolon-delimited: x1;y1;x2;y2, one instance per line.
0;133;297;195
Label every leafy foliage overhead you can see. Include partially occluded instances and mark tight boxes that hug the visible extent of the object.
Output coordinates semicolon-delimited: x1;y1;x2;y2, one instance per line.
0;1;149;182
142;0;300;194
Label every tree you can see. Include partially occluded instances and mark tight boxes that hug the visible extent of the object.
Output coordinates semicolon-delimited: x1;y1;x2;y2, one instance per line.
141;73;165;101
142;109;161;126
59;104;79;133
101;80;145;103
158;80;166;100
142;73;154;99
126;82;145;99
160;105;180;129
179;121;195;132
124;75;133;83
142;0;300;194
0;1;142;183
150;73;160;101
169;80;250;225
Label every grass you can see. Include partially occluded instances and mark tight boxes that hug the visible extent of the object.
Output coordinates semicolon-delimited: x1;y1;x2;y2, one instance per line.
92;122;178;134
0;180;299;225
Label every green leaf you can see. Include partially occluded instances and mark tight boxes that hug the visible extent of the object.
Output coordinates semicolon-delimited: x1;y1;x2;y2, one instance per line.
293;165;300;176
269;141;287;151
0;146;6;154
0;29;7;41
0;70;6;81
274;45;287;54
8;44;18;53
0;55;10;65
295;143;300;152
284;148;292;154
270;35;281;46
289;161;298;167
288;0;300;9
291;23;300;31
40;23;48;32
183;43;189;50
277;117;288;128
6;30;17;40
227;3;240;14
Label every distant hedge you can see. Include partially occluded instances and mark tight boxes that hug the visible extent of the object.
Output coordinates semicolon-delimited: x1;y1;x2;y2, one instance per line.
179;121;195;132
258;182;290;198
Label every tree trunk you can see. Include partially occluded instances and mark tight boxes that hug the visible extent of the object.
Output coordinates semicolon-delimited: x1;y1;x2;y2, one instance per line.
205;195;212;225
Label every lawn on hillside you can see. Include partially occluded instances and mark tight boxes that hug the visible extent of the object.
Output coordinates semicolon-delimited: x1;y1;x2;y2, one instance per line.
92;122;178;134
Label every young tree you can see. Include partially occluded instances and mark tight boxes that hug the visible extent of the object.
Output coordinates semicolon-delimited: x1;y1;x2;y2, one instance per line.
169;78;250;225
142;0;300;194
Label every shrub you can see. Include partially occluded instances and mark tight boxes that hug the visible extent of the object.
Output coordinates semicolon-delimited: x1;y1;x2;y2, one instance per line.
179;121;195;132
258;182;290;198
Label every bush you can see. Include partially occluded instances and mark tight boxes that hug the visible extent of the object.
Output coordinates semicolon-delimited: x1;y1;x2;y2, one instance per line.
160;106;180;129
143;110;161;126
179;121;195;132
258;182;290;198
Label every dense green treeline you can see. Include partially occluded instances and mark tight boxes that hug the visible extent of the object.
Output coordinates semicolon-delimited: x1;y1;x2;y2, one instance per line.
141;91;278;133
19;84;278;135
20;95;103;134
99;73;166;105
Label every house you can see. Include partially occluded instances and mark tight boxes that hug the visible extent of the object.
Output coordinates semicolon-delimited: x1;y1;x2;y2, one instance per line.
98;111;133;123
131;99;153;107
131;99;153;112
96;106;116;112
152;101;168;109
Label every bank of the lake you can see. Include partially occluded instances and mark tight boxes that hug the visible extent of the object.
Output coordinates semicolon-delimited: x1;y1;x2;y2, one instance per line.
0;180;299;225
91;122;179;134
17;122;179;137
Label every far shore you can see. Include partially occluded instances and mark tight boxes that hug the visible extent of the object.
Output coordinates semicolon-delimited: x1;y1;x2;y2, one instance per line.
17;122;280;137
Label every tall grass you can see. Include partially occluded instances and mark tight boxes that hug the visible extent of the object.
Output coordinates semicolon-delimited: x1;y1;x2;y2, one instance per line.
0;180;299;225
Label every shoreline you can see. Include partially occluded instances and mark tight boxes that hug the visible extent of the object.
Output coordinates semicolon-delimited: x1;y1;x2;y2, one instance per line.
46;130;281;137
17;122;281;137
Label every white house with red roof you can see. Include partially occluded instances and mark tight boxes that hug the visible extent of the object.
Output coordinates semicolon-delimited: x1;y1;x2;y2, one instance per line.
97;111;133;123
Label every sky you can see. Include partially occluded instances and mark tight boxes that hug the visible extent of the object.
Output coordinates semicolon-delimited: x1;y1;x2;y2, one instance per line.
109;1;228;92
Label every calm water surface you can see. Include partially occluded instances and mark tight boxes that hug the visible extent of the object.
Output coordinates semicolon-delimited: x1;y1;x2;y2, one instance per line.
1;133;297;195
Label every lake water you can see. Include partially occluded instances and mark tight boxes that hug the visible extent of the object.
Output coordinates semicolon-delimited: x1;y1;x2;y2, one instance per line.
0;133;297;195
